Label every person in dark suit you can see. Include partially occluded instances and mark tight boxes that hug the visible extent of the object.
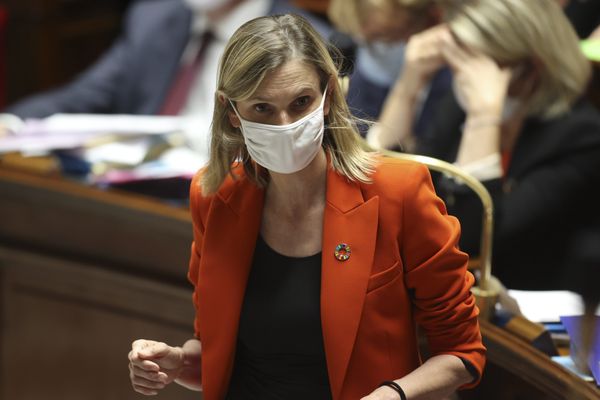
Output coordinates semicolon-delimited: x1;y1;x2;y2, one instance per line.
127;14;485;400
1;0;332;150
373;0;600;290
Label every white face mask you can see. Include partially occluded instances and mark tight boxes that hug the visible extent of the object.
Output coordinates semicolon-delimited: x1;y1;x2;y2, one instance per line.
357;41;405;87
183;0;232;13
229;87;327;174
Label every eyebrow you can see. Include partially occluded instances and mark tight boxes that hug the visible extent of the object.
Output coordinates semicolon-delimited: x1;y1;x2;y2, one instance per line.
249;86;317;102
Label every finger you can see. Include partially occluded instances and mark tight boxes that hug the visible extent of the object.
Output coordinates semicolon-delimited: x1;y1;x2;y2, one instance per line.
138;342;171;360
132;384;158;396
131;375;167;390
130;364;167;382
129;350;161;372
440;36;472;70
133;359;161;372
131;339;154;351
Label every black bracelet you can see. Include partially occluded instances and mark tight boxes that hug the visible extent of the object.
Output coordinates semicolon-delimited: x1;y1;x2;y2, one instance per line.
379;380;407;400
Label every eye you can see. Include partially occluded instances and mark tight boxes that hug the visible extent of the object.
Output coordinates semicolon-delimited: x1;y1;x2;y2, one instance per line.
253;103;270;113
294;96;311;108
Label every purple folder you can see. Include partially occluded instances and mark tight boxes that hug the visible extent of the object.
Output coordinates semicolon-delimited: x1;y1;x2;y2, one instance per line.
560;315;600;385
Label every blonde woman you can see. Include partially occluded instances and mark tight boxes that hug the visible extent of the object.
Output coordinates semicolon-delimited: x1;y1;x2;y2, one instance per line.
328;0;451;136
128;14;485;400
372;0;600;289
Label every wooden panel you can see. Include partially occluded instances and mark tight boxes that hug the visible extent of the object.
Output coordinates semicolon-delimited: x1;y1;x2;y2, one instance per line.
4;0;128;104
0;246;198;400
0;168;192;282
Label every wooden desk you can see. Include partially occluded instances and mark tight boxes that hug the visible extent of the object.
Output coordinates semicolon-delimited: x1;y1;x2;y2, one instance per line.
0;167;197;399
461;321;600;400
1;167;598;399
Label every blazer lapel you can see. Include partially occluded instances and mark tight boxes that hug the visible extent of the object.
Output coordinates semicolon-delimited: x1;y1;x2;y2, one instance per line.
196;176;264;400
321;167;379;399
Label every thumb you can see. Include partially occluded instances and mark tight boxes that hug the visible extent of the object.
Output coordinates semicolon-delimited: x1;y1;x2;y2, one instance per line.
137;341;171;360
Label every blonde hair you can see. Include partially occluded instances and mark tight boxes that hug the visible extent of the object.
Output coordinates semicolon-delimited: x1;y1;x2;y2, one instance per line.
446;0;591;119
328;0;442;37
201;14;376;195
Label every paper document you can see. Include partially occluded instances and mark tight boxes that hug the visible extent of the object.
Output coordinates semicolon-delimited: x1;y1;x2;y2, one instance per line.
0;114;187;154
508;290;600;323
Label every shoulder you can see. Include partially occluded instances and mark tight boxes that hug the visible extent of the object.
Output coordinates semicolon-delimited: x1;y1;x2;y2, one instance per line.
189;162;251;213
360;155;433;203
535;101;600;148
369;156;431;189
125;0;191;39
127;0;189;20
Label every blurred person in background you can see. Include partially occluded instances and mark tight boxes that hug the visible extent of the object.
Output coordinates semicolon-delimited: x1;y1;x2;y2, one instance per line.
328;0;451;138
0;0;331;153
370;0;600;290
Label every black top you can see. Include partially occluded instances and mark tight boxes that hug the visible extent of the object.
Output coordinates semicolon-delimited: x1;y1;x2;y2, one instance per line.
226;236;332;400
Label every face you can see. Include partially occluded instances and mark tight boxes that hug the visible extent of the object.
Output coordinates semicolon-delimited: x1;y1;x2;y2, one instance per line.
228;59;331;127
360;5;434;42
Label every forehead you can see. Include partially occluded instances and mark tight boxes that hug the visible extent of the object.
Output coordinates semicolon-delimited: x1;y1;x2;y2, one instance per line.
362;4;412;27
251;59;321;100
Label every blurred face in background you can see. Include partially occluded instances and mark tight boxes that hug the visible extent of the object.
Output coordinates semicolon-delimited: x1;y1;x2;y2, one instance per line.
358;1;439;43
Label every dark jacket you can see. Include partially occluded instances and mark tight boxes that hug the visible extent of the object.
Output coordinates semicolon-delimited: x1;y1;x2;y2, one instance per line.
420;97;600;290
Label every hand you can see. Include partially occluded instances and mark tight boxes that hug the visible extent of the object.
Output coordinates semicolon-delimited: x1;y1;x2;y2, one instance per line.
440;31;511;118
128;339;184;395
398;24;448;98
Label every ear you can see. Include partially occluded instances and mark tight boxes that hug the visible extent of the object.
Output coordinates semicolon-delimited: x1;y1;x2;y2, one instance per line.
228;109;241;129
218;90;241;128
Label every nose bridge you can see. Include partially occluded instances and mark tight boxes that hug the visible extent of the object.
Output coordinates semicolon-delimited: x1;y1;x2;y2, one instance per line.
277;109;293;125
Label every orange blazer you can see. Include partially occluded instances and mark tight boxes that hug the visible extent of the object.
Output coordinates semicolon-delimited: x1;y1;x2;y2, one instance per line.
187;157;486;400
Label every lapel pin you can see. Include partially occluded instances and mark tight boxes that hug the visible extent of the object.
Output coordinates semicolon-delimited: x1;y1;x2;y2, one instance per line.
334;243;351;261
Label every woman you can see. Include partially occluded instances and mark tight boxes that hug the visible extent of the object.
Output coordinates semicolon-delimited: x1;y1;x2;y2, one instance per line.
370;0;600;289
328;0;451;137
128;14;485;399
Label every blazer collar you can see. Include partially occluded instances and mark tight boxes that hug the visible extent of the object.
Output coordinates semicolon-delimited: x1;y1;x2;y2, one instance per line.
198;162;379;400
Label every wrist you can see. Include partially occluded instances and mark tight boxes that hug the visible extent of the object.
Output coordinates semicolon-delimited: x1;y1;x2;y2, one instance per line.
464;114;501;131
174;346;186;375
378;380;407;400
394;74;422;101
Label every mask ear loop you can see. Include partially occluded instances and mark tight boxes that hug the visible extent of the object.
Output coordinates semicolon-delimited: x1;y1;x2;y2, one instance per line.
225;98;249;163
227;98;243;121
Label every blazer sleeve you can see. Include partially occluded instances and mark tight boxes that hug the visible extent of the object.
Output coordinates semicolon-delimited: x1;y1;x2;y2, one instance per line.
401;164;486;388
188;172;206;339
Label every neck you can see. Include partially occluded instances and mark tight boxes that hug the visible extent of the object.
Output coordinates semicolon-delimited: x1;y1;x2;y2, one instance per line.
500;107;528;153
265;150;328;215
